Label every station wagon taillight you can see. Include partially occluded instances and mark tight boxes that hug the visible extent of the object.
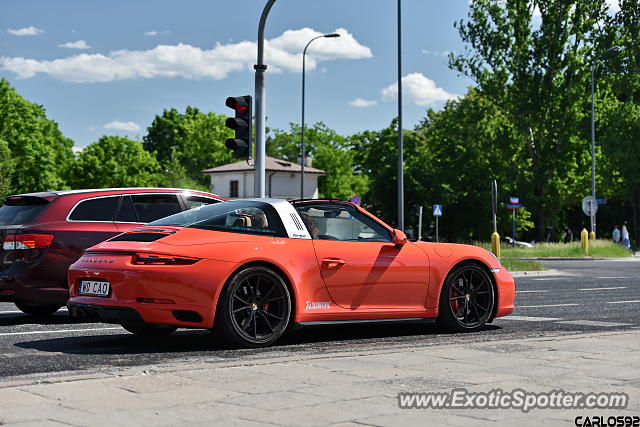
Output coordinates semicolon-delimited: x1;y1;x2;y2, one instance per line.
2;233;54;250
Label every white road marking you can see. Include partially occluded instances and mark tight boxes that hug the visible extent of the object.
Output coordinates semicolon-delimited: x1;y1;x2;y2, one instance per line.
595;277;630;279
516;290;549;293
519;303;579;308
500;315;561;322
530;278;571;281
578;287;627;291
0;308;68;315
607;300;640;304
0;327;121;337
556;320;632;327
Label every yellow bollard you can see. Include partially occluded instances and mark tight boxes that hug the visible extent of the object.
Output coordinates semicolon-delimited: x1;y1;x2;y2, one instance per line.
589;231;595;240
491;231;501;260
581;228;589;255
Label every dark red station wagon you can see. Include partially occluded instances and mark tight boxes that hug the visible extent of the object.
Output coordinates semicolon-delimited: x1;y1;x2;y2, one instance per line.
0;188;225;315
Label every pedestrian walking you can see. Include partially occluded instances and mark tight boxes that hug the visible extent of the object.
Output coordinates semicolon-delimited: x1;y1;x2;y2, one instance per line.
563;225;573;244
612;225;621;243
621;224;631;250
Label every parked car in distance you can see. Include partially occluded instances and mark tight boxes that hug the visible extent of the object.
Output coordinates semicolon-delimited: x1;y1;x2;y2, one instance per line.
0;188;225;315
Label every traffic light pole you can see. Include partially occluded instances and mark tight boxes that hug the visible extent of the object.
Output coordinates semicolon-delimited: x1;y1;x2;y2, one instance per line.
396;0;404;231
254;0;276;198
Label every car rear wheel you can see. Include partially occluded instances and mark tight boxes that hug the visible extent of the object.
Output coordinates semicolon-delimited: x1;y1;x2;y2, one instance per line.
214;266;292;348
15;301;62;316
120;324;178;337
437;262;495;332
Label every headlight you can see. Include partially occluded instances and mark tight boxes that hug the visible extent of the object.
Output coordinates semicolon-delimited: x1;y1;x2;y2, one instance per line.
485;249;502;267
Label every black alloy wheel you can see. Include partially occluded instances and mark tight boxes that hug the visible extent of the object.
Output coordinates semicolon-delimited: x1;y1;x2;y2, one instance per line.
437;262;495;332
215;266;291;348
120;323;178;337
15;301;62;316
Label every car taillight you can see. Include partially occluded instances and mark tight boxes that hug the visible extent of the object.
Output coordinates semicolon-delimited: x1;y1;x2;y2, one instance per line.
2;234;54;250
131;253;200;265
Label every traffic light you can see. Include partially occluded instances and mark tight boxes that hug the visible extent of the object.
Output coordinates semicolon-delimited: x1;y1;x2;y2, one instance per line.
225;95;252;159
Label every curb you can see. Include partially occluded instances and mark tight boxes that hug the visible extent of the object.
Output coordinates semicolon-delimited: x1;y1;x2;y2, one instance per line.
509;269;566;277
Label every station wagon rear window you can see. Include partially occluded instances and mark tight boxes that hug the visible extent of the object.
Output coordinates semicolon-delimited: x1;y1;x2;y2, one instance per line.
68;196;119;221
0;196;49;225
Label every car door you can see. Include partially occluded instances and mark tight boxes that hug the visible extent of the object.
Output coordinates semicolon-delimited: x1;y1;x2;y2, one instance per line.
298;203;430;311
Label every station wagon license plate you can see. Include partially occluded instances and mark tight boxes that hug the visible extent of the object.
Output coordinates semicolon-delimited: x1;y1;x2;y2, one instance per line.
78;280;110;297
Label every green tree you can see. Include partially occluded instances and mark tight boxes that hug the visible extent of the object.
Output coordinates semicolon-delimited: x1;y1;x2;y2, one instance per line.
267;122;368;200
597;0;640;246
413;88;534;241
143;107;234;186
0;78;74;193
450;0;607;239
0;138;13;197
71;136;160;188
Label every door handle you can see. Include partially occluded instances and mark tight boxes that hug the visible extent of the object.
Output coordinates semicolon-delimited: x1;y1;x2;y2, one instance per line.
321;257;346;268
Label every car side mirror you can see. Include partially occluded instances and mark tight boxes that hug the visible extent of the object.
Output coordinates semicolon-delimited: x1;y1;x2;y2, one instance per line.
392;229;408;247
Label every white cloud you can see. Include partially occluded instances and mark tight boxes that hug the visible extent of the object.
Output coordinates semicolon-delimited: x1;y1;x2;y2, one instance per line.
0;27;372;83
103;121;140;131
58;40;90;50
381;73;457;106
144;30;158;36
349;98;377;108
7;26;43;36
422;49;452;57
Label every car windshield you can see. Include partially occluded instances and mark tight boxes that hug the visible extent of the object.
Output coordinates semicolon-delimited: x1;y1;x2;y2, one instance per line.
148;200;287;237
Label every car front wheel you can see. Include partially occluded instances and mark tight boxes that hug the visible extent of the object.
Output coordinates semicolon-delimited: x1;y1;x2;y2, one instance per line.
437;262;495;332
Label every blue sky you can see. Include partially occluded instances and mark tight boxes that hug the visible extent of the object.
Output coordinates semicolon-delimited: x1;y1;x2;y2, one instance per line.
0;0;476;149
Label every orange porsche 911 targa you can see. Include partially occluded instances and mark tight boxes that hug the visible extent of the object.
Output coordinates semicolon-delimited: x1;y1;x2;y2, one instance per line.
67;199;515;347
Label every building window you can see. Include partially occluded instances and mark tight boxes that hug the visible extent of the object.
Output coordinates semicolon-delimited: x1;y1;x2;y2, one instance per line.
230;180;239;198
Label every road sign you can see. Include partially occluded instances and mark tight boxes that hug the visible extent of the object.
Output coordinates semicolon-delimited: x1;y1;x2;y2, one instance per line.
597;198;607;205
582;196;598;216
433;205;442;217
506;196;521;210
350;195;361;206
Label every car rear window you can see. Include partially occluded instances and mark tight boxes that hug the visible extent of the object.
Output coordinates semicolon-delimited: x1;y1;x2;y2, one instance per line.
0;197;49;225
68;196;119;221
149;200;287;237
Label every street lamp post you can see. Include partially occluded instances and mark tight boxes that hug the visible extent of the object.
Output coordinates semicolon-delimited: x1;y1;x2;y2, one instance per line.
300;33;340;200
590;45;622;238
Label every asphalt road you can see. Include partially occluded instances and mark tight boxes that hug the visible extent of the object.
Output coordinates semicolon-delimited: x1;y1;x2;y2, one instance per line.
0;258;638;381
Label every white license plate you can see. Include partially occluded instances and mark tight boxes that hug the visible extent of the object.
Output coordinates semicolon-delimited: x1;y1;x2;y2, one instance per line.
78;280;110;297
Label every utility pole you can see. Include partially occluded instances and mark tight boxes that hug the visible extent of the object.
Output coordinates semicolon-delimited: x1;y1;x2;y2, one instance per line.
396;0;404;231
254;0;276;198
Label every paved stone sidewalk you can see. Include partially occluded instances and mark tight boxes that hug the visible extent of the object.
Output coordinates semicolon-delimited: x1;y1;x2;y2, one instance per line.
1;330;639;426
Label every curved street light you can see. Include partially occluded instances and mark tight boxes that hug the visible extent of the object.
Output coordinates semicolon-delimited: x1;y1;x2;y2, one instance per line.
590;45;622;238
300;33;340;199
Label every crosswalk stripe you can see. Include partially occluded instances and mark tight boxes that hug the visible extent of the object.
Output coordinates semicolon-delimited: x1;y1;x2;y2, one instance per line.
607;300;640;304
